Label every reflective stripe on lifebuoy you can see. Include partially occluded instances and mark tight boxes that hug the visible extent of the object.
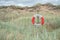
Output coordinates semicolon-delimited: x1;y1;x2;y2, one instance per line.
32;14;44;25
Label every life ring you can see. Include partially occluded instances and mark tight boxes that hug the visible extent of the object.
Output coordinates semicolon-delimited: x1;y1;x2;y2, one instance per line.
32;14;44;25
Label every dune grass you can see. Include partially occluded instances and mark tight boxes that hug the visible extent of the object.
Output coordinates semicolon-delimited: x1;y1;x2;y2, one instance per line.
0;12;60;40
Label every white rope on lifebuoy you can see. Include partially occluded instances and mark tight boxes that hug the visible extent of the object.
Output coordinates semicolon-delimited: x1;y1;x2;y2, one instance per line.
32;14;44;26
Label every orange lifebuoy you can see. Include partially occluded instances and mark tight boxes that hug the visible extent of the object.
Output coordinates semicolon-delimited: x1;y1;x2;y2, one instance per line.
32;17;35;24
32;14;44;25
41;16;44;25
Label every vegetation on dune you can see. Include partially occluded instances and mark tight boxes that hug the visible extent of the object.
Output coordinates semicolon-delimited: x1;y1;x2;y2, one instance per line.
0;12;60;40
55;5;60;9
0;3;60;40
